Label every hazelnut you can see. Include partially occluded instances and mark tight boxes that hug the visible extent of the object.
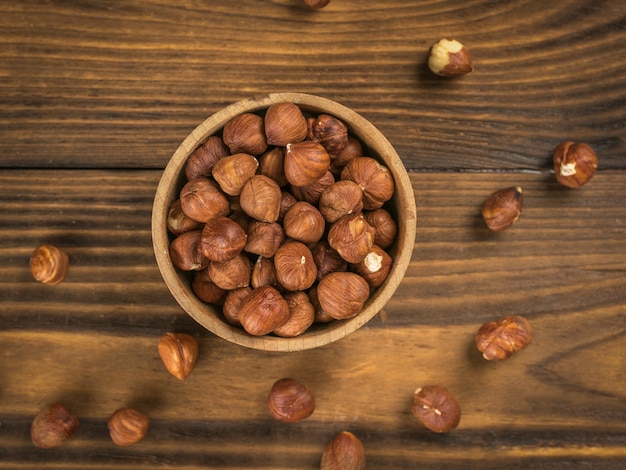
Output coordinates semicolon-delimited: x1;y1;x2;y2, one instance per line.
274;240;318;291
428;38;473;77
245;220;285;258
222;112;267;155
317;271;370;320
475;315;533;361
279;190;298;221
310;114;348;154
289;170;335;205
283;201;326;244
185;135;229;180
319;180;364;223
553;141;598;188
312;240;348;280
341;156;395;210
240;175;282;223
304;0;331;8
158;332;199;380
179;176;230;223
169;230;208;271
273;291;315;337
238;285;290;336
350;245;392;288
308;285;336;323
267;377;316;422
191;269;227;305
207;252;251;290
251;255;280;289
330;136;362;174
320;431;365;470
108;408;149;447
264;102;308;146
200;216;247;263
412;385;461;433
31;403;79;448
29;244;69;285
284;141;331;187
364;208;397;249
328;213;376;264
167;199;202;236
211;153;259;196
482;186;523;232
222;286;252;325
259;147;288;187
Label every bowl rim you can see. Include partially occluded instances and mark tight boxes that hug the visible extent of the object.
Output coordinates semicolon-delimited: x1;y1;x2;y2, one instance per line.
152;92;416;352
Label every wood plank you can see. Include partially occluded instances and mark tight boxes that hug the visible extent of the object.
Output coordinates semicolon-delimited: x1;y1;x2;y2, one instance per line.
0;1;624;170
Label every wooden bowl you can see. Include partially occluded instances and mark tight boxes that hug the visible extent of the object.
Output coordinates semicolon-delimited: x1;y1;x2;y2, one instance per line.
152;93;416;351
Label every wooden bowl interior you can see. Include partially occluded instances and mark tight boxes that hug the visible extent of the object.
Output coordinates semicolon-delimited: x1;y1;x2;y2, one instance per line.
152;93;416;351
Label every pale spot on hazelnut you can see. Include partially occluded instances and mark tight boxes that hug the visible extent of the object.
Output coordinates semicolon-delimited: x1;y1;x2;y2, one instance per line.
560;161;577;176
300;255;306;265
363;251;383;273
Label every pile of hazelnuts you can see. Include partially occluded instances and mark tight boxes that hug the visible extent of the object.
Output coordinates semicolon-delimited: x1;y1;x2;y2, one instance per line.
166;102;398;337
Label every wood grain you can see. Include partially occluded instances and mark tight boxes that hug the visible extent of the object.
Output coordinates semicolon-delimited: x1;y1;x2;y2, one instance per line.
1;0;625;170
0;169;624;467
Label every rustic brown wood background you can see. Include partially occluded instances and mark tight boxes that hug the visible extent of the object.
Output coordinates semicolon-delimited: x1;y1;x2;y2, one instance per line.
1;1;624;468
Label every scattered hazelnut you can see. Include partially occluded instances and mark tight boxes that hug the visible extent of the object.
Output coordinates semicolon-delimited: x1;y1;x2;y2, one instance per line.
553;141;598;188
267;378;316;422
108;408;149;447
328;213;376;264
239;175;282;223
207;252;252;290
185;135;229;180
222;112;267;155
166;199;202;236
317;271;370;320
428;38;473;77
31;404;79;449
158;332;199;380
284;141;331;187
363;208;397;249
341;156;394;210
179;176;230;223
310;114;348;154
169;230;208;271
350;245;392;288
211;153;259;196
29;244;69;285
412;385;461;433
282;201;326;244
273;291;316;337
274;240;318;291
264;102;309;146
200;216;247;263
476;315;533;361
482;186;523;232
320;431;365;470
238;285;290;336
304;0;331;8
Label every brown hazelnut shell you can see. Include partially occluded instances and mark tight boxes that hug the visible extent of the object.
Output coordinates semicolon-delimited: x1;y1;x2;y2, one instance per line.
222;112;267;155
31;404;79;449
320;431;365;470
211;153;259;196
200;216;247;263
185;135;229;180
282;201;325;244
475;315;533;361
274;240;318;292
108;408;149;447
240;175;282;223
328;213;376;264
284;141;330;187
264;102;308;146
412;385;461;433
317;271;370;320
341;156;394;210
179;177;230;223
238;285;290;336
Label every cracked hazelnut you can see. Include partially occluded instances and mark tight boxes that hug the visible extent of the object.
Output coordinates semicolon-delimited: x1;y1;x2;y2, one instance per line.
319;180;364;223
553;141;598;188
320;431;365;470
476;315;533;361
108;408;149;447
284;141;331;187
482;186;523;232
30;244;69;285
238;285;290;336
412;385;461;433
179;176;230;223
267;378;316;422
341;156;394;210
428;38;473;77
207;252;251;290
185;136;229;180
350;245;392;288
328;213;376;264
158;332;199;380
283;201;325;244
31;403;79;448
273;291;315;337
317;271;369;320
274;240;318;291
364;209;397;249
211;153;259;196
240;175;282;223
264;102;308;146
169;230;208;271
311;114;348;154
200;216;247;263
222;112;267;155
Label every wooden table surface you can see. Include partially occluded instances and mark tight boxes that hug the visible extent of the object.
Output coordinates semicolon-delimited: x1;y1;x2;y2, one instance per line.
1;1;625;468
